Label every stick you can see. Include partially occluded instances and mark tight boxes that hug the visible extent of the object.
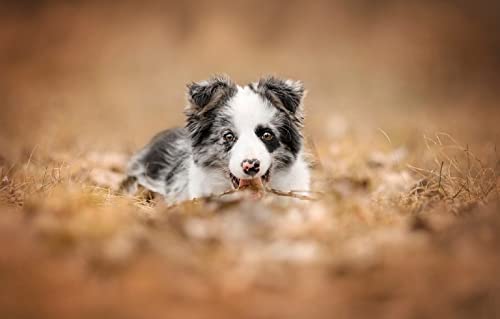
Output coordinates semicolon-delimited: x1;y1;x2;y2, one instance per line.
264;188;319;201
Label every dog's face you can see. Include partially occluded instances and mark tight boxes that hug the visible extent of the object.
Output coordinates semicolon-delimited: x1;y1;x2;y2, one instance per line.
185;75;305;189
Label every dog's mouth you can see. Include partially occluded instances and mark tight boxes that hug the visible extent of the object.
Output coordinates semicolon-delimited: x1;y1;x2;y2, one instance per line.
229;169;271;190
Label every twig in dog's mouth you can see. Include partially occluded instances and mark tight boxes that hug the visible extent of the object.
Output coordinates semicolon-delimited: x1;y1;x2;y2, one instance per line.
263;188;321;201
229;169;271;190
217;184;320;201
226;169;319;201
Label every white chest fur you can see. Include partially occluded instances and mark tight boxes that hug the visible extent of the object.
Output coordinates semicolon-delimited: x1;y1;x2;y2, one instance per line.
188;160;232;199
187;153;310;199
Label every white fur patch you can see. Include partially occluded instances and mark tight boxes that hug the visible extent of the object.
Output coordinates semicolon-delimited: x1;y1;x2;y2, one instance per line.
269;152;310;192
188;158;231;198
227;86;276;179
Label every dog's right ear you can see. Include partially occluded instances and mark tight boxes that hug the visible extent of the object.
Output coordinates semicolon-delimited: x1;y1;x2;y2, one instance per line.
253;76;305;115
186;75;237;115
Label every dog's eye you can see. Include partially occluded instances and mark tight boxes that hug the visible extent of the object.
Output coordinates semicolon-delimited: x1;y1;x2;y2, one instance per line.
261;132;274;141
223;132;235;142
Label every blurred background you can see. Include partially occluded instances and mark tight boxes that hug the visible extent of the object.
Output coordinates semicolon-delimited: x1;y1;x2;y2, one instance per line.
1;0;499;159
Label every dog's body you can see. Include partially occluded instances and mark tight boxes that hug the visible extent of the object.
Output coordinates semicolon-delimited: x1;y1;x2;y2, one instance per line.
125;75;310;202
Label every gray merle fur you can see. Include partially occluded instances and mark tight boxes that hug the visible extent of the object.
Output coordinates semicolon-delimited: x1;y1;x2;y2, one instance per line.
185;75;238;169
126;128;190;199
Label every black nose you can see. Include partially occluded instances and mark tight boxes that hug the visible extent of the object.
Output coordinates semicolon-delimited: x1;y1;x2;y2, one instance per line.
241;159;260;176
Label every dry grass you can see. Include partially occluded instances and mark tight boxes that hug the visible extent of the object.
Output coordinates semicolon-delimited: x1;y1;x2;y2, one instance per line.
1;123;499;318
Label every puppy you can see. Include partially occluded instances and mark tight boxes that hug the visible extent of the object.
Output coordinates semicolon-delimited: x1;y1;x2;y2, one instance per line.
124;75;310;202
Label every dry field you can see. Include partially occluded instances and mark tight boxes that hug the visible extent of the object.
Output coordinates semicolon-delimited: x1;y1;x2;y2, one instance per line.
1;2;500;318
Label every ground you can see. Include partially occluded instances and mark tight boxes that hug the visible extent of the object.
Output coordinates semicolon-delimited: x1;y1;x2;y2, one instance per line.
1;109;499;318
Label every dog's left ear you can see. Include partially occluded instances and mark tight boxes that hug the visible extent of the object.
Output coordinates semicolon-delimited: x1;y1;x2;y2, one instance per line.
253;76;305;115
186;75;237;115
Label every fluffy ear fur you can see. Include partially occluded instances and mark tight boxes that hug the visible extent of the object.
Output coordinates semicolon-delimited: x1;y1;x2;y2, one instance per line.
253;76;305;115
185;75;237;149
186;75;237;115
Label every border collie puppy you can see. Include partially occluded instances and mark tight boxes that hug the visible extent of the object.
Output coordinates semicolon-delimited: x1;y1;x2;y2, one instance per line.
124;75;310;202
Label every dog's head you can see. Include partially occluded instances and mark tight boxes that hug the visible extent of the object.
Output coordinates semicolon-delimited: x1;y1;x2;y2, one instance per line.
185;75;305;189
